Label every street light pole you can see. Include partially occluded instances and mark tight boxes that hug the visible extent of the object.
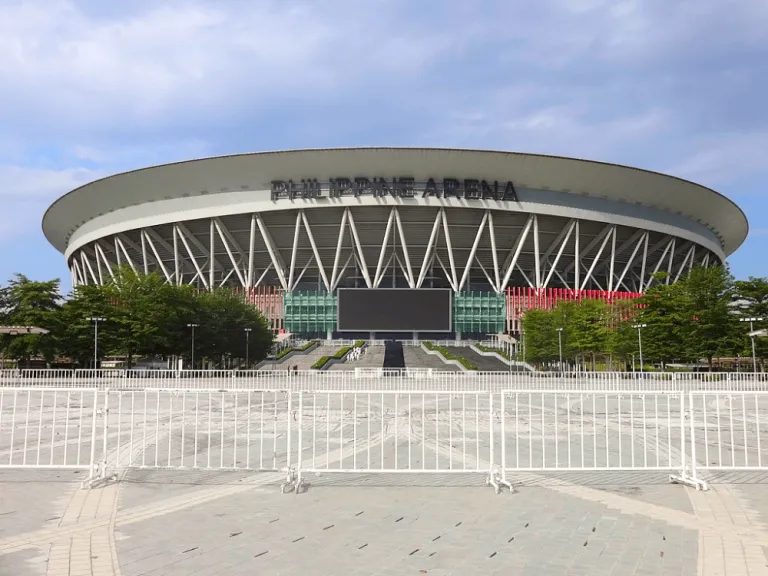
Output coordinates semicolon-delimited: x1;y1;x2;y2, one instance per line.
556;327;564;371
86;317;106;369
740;317;764;373
632;324;647;373
244;328;252;369
187;323;199;369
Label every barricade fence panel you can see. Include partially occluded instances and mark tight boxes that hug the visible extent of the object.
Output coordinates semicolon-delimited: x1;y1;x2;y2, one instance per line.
499;391;687;472
103;389;292;472
689;391;768;471
5;370;768;393
3;386;768;488
0;388;100;470
294;391;494;475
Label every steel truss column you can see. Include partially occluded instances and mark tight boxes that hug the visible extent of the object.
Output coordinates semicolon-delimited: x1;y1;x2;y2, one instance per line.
674;244;696;283
393;208;415;288
643;236;674;291
580;226;615;290
300;210;330;292
254;213;288;291
288;212;302;291
458;210;489;292
532;214;541;289
500;214;534;291
175;225;209;289
346;210;372;288
542;219;576;289
417;210;443;289
615;232;648;291
374;208;395;288
141;229;172;282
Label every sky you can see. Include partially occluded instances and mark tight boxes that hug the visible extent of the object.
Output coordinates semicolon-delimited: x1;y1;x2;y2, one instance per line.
1;0;767;292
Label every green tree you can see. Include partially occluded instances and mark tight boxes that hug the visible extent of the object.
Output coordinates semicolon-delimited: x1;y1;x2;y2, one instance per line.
686;266;738;369
733;277;768;364
521;308;558;364
634;273;691;368
0;274;61;365
56;284;120;366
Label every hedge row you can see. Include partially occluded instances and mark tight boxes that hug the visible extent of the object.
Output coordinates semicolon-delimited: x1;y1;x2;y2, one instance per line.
275;340;315;360
475;344;511;360
423;342;477;370
311;340;366;370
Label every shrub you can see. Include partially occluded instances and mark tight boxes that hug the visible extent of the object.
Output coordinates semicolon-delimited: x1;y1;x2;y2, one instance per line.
275;340;315;360
311;340;366;369
476;344;511;360
423;342;477;370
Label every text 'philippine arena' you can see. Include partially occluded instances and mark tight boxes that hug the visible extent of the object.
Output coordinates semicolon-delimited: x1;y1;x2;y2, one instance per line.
42;148;748;340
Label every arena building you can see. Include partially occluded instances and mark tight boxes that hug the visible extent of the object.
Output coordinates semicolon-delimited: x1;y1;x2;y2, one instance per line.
42;148;748;338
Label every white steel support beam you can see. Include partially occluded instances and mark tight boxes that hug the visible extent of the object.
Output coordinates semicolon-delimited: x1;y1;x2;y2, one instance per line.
288;212;302;291
608;225;617;292
533;214;541;288
374;208;395;288
329;209;349;291
500;214;534;291
209;219;215;290
213;217;248;266
459;210;489;292
440;209;459;292
643;237;673;291
72;258;84;286
688;245;696;275
615;232;647;292
674;244;696;283
140;231;149;275
639;232;649;292
417;210;443;289
253;262;273;289
574;220;580;291
115;236;137;273
254;213;288;290
542;219;576;289
702;252;710;268
214;219;247;288
433;253;457;292
94;243;116;282
300;210;330;292
141;230;172;283
487;211;501;291
333;253;355;290
393;208;415;288
346;211;372;288
247;213;257;289
580;226;615;290
175;225;209;289
665;238;676;284
81;251;98;284
564;224;612;276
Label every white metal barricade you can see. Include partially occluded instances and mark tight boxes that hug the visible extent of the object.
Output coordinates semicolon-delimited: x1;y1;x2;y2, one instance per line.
283;390;510;493
98;389;293;475
499;390;706;490
0;388;102;486
688;391;768;472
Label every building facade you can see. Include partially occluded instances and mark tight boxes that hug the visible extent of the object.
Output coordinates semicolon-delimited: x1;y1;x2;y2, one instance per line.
43;148;748;337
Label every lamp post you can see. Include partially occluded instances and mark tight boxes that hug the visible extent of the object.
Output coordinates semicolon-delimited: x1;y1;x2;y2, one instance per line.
244;328;252;369
556;327;564;371
740;317;764;373
187;323;199;369
86;317;106;369
632;324;647;373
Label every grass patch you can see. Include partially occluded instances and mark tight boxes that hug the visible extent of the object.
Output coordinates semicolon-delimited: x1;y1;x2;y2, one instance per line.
275;340;315;360
423;342;477;370
475;343;512;361
312;340;366;370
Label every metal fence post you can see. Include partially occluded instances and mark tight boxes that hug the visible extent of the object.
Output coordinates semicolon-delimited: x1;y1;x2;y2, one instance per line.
101;388;110;482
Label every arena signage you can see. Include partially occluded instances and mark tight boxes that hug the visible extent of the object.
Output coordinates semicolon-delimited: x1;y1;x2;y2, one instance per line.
270;177;518;202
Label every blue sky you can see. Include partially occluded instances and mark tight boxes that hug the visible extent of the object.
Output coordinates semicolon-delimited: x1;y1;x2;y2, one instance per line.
1;0;767;292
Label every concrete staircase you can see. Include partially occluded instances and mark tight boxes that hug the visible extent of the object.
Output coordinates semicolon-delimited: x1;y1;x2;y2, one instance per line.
443;346;509;371
260;345;340;370
328;345;385;370
403;346;459;371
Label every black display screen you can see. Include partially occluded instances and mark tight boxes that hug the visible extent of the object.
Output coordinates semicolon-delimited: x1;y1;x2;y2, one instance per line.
337;289;452;332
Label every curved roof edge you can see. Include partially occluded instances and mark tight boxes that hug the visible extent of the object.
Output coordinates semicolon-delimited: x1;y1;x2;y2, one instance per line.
42;147;749;256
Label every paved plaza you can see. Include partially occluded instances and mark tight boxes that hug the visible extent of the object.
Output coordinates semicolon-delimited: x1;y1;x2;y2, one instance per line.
1;470;768;575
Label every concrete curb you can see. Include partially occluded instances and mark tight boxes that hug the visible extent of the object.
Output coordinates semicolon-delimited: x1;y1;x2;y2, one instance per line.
469;344;536;372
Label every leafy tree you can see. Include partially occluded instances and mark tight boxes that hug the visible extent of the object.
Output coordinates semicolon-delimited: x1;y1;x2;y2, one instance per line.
634;273;691;368
0;274;61;365
56;284;118;366
686;266;738;368
521;308;558;364
733;277;768;363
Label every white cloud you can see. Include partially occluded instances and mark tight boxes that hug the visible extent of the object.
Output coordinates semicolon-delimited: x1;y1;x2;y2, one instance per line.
667;132;768;187
0;164;104;199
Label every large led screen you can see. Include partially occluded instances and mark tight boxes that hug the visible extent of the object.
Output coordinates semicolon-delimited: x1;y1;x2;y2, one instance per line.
337;288;452;332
